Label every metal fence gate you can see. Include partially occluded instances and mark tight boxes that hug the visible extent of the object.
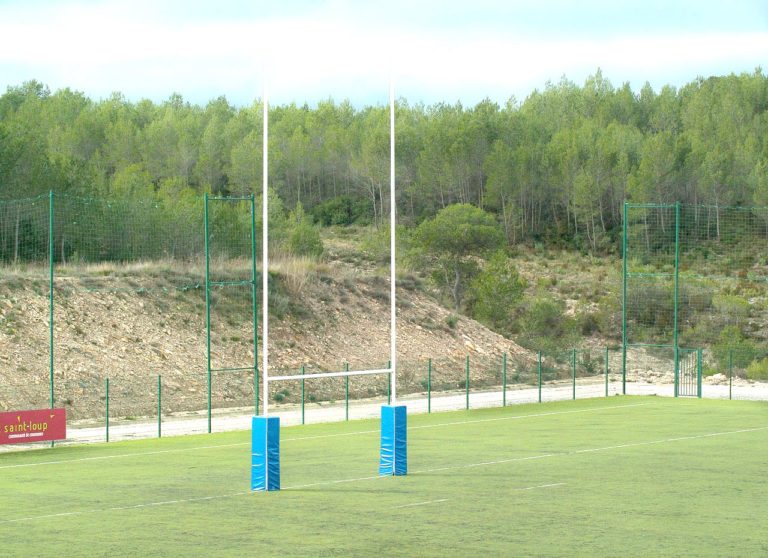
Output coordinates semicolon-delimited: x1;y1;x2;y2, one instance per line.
676;348;702;398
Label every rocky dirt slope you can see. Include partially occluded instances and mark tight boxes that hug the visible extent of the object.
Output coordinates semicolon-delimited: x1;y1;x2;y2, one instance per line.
0;260;532;420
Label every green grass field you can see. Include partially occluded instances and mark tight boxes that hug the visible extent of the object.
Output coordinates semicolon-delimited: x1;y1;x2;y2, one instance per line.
1;396;766;557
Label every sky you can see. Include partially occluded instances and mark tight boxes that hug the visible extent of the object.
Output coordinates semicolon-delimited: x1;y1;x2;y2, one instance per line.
0;0;766;108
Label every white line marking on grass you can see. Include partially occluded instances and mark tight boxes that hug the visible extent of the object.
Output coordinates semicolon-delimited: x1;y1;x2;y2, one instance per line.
105;491;250;512
284;475;381;490
2;423;765;525
394;498;449;509
0;492;252;524
408;402;652;432
515;483;566;491
410;425;768;476
570;425;768;455
420;452;555;474
1;510;87;524
0;442;248;470
0;402;648;470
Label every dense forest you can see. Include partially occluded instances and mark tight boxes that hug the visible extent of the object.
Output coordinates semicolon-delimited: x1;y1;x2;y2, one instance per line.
1;70;767;252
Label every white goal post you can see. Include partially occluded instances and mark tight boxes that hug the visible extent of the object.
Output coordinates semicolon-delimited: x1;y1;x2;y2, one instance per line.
260;82;398;415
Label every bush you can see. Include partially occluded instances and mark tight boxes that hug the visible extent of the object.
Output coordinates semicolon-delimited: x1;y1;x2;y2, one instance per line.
746;358;768;381
312;196;373;226
468;250;526;334
287;203;323;257
712;294;751;320
711;325;757;371
518;297;577;353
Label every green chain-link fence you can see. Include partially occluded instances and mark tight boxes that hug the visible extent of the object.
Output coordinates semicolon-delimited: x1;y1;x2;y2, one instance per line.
623;202;768;397
3;195;768;445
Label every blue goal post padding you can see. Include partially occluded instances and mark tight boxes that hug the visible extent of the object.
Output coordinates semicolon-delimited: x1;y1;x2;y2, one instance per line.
251;416;280;491
379;405;407;476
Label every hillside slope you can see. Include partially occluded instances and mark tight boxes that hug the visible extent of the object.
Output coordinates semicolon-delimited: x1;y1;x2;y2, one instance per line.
0;258;531;420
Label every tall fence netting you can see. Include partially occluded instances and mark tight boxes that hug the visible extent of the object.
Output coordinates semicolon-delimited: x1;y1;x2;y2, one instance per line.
624;203;768;397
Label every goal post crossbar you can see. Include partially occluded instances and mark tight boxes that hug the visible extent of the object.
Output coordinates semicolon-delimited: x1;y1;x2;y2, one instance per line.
270;368;392;382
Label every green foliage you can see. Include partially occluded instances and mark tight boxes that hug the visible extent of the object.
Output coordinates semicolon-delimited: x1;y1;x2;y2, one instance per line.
746;358;768;381
445;314;459;329
518;297;577;353
256;188;288;252
287;203;323;257
359;224;411;265
468;250;526;333
3;72;768;254
273;388;290;403
712;294;750;320
414;204;504;310
711;326;757;371
311;196;373;226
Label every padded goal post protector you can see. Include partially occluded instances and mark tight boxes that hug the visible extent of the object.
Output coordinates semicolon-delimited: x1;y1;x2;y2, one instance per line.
251;416;280;491
379;405;407;476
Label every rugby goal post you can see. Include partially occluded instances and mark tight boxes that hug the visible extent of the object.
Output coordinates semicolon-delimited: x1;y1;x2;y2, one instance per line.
252;82;405;491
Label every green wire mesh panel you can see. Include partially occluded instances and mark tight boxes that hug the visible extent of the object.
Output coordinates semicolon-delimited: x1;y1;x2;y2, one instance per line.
51;195;205;421
677;206;768;348
0;195;52;412
624;203;768;397
624;204;677;348
573;348;607;399
0;194;50;264
505;353;540;404
205;196;258;419
0;193;212;422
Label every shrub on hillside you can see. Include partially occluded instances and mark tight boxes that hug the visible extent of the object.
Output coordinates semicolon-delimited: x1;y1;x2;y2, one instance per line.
287;203;323;257
518;296;578;353
467;250;526;334
312;196;373;226
746;358;768;381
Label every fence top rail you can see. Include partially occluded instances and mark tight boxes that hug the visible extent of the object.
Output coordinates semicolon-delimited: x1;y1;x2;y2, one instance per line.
207;196;253;201
626;202;676;209
626;201;768;212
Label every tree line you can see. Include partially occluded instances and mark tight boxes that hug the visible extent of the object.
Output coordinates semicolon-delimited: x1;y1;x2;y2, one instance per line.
1;69;767;252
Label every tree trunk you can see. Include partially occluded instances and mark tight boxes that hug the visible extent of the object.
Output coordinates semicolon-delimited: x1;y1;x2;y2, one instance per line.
14;207;20;263
452;265;461;312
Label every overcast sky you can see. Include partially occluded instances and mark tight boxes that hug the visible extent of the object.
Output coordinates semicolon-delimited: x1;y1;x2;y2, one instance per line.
0;0;766;107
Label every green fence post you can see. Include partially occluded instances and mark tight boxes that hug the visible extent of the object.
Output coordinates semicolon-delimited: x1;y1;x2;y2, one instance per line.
728;350;733;401
157;374;162;439
427;358;432;414
345;362;349;421
387;360;391;404
621;200;628;395
502;352;507;407
673;201;681;398
571;348;577;400
604;347;609;398
301;366;306;425
697;348;703;399
105;377;109;443
537;351;542;403
465;355;470;410
203;193;212;432
49;191;55;449
254;365;259;417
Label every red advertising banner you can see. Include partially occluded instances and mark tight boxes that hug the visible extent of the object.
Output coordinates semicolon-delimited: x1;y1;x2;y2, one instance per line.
0;408;66;445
